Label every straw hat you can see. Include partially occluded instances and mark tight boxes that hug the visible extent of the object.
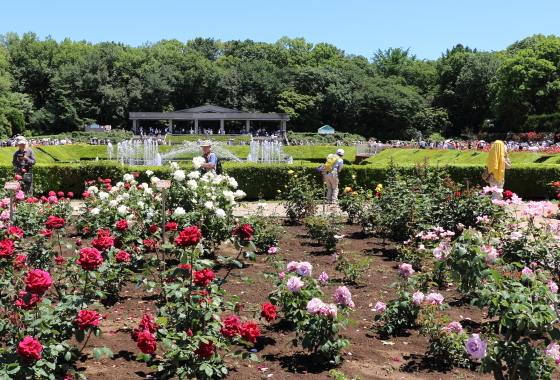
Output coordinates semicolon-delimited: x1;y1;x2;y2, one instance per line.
200;140;212;147
17;138;28;145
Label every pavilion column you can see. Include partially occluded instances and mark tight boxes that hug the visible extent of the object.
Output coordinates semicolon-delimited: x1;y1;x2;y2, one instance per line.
246;120;250;133
194;119;199;134
281;120;287;132
220;119;224;134
133;120;137;134
168;119;173;134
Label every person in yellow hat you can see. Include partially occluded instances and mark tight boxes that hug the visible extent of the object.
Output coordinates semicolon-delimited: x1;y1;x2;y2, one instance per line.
485;140;511;199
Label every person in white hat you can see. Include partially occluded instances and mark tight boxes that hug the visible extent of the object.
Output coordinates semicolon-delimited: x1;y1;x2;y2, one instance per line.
200;140;218;174
12;138;36;195
323;148;345;204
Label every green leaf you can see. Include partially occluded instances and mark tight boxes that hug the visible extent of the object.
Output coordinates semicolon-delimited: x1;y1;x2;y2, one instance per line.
205;366;213;377
75;329;85;343
102;346;114;358
64;351;72;361
250;353;258;361
93;348;103;360
382;341;395;345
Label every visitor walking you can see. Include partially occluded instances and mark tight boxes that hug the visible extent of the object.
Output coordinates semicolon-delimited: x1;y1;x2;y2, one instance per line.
322;148;344;204
12;138;36;195
484;140;511;199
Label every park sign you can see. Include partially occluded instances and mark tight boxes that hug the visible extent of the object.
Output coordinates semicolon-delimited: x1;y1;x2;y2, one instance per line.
318;125;335;134
4;182;20;190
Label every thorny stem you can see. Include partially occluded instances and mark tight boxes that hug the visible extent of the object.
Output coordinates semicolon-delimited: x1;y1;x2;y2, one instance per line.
78;329;94;356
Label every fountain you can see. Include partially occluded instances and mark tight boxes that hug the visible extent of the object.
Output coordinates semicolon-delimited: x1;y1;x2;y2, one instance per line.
247;141;292;164
107;142;113;160
116;139;160;166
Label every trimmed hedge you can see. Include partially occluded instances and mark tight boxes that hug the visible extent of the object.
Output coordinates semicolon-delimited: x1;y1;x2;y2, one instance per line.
3;162;557;200
522;113;560;133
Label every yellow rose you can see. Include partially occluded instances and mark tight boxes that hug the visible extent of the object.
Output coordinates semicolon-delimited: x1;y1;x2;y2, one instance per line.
351;175;356;179
277;190;281;193
288;170;294;174
377;184;383;188
345;187;352;192
284;185;288;188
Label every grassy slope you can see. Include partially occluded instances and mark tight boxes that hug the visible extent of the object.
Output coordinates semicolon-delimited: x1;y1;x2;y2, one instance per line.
362;149;553;166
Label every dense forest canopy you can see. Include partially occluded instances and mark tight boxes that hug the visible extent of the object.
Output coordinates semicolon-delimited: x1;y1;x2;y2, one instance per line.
0;33;559;140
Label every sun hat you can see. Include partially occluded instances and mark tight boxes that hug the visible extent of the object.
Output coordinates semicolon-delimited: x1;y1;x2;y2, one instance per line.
200;140;212;147
17;138;28;145
336;148;345;156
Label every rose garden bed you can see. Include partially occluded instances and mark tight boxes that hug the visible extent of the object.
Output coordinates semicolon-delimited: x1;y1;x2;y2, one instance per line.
1;162;560;380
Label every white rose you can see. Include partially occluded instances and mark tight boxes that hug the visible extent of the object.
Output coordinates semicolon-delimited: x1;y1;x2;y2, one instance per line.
204;201;214;210
126;214;134;220
174;207;186;216
187;180;198;190
223;190;235;202
234;190;246;198
121;193;130;200
169;162;179;171
257;202;268;210
187;171;200;179
123;174;134;183
146;170;154;176
109;200;118;207
137;201;144;209
117;205;128;215
215;208;226;218
144;187;154;195
150;176;160;184
173;170;186;181
212;175;223;185
98;191;109;200
228;177;238;189
141;183;149;190
193;156;206;169
115;181;124;188
87;186;99;194
90;208;100;215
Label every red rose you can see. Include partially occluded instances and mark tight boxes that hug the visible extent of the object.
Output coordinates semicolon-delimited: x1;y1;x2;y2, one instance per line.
16;337;42;361
233;223;253;240
82;191;91;198
15;174;22;180
115;219;129;231
67;192;74;198
555;182;560;187
0;239;15;257
115;250;131;263
503;190;513;200
220;315;241;338
174;226;202;247
55;255;66;265
193;268;215;286
76;247;103;270
91;235;114;251
40;229;53;237
83;227;89;233
240;321;260;343
48;191;56;197
124;183;131;189
8;226;23;239
150;225;158;233
105;178;112;183
137;330;157;354
187;329;193;336
165;222;178;231
260;303;277;322
131;328;141;342
194;341;215;359
57;191;64;197
139;314;157;334
25;269;52;295
75;309;101;330
454;191;461;197
13;255;27;271
45;215;65;229
15;291;42;310
143;239;156;251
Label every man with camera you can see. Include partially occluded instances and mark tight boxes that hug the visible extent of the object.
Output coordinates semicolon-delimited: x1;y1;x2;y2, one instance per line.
12;138;36;195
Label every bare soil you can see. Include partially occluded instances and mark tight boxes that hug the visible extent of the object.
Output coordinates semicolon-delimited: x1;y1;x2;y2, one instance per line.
66;222;497;380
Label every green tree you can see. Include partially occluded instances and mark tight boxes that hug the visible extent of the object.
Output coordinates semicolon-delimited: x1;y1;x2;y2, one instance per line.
492;35;560;131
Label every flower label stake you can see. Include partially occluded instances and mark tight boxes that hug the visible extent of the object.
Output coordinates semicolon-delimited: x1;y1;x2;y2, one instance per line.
4;181;20;222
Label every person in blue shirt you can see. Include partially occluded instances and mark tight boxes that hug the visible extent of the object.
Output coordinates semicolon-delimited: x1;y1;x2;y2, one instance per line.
201;140;218;174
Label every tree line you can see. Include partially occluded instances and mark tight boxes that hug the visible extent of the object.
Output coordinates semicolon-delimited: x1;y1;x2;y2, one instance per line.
0;33;559;140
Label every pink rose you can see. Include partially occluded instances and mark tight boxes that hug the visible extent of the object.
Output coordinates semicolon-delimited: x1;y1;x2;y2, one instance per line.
425;293;444;306
412;291;424;306
374;301;386;312
286;276;305;293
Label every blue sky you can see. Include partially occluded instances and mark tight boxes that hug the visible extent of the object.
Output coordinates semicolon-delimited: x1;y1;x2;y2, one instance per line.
2;0;559;60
